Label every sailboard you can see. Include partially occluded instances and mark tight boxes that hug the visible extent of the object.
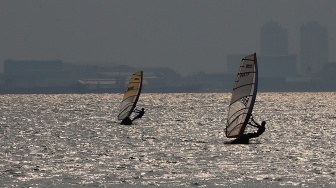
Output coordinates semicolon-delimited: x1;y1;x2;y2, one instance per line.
117;71;143;121
226;53;258;138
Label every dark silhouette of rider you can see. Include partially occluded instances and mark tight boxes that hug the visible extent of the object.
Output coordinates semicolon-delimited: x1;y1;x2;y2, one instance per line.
132;108;145;121
230;117;266;144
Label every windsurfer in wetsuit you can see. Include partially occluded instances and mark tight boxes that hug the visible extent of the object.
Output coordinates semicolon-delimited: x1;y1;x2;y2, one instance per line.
230;117;266;144
132;108;145;121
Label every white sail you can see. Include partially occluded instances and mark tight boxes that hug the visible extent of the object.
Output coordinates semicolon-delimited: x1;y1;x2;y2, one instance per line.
226;53;258;138
117;71;143;120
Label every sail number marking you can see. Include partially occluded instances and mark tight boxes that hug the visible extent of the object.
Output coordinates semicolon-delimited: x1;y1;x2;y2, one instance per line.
239;73;250;77
245;64;252;68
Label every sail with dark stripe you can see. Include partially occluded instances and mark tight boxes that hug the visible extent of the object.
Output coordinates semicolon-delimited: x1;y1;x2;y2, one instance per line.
118;71;143;120
226;53;258;138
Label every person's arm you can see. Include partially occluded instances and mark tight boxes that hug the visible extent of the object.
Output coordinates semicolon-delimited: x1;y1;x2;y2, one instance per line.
248;126;265;138
248;122;255;126
248;116;258;127
248;122;259;128
251;116;261;127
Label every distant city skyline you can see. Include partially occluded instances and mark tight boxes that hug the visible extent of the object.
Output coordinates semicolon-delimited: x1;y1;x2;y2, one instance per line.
0;0;335;76
260;21;288;56
1;58;335;93
300;21;328;75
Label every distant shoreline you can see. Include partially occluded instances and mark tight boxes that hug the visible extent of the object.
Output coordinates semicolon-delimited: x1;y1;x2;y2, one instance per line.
0;85;335;94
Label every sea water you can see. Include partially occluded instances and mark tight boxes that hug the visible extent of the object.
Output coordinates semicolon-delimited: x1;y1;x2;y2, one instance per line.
0;93;335;187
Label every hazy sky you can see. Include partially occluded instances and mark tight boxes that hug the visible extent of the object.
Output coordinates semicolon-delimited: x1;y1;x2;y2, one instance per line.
0;0;335;75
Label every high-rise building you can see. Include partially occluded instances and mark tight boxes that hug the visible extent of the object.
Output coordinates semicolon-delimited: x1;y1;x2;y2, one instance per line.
300;21;328;75
258;21;297;78
226;54;297;78
260;21;288;55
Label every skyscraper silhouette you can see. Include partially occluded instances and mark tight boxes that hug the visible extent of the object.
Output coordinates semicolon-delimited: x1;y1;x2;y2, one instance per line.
300;21;328;75
258;21;297;78
260;21;288;55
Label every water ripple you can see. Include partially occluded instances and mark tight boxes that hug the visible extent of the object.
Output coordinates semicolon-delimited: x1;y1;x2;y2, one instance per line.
0;93;335;187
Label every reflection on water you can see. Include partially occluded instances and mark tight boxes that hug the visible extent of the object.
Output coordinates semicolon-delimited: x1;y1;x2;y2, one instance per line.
0;93;335;187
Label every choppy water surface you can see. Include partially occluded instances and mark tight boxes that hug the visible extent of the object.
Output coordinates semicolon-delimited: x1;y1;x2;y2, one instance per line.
0;93;335;187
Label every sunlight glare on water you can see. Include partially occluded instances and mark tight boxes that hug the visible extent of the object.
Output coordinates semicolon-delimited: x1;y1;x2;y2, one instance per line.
0;93;335;187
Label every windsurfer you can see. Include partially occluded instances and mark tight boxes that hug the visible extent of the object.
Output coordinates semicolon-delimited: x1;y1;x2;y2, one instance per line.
132;108;145;121
229;117;266;144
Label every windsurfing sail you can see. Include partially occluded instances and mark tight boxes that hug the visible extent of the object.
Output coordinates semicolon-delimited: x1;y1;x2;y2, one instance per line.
118;71;143;120
226;53;258;138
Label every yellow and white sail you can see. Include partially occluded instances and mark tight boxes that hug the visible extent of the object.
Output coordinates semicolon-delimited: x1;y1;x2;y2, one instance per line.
118;71;143;120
